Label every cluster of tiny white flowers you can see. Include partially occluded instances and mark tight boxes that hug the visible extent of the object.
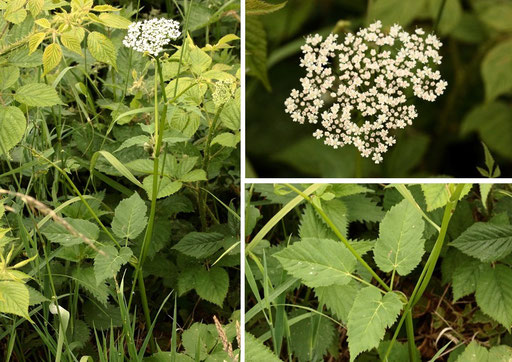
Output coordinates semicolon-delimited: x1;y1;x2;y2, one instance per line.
212;80;235;107
123;18;181;56
284;21;447;164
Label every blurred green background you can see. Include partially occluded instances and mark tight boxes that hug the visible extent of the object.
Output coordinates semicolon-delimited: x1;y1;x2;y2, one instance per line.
246;0;512;178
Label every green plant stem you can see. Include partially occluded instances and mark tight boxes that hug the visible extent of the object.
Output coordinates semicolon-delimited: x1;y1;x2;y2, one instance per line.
405;311;418;362
434;0;447;32
384;184;465;360
284;183;391;292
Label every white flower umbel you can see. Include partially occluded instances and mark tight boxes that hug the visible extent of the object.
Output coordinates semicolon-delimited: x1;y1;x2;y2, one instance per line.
285;21;447;164
123;18;181;56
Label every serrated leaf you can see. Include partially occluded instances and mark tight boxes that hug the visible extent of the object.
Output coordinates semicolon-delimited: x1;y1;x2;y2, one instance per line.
15;83;63;107
245;332;281;362
28;32;45;54
0;66;19;90
98;13;132;29
374;200;425;276
347;287;403;362
61;31;83;55
290;310;335;362
87;31;117;68
476;264;512;330
211;132;239;147
42;43;62;75
299;204;332;239
4;8;27;24
73;267;109;305
35;18;51;28
455;341;488;362
182;323;217;360
451;255;484;301
92;5;120;11
451;222;512;262
274;237;356;287
246;0;286;15
27;0;44;17
0;106;26;154
94;245;133;285
320;199;348;236
142;176;182;199
315;281;360;323
27;286;49;306
173;232;224;258
179;169;207;182
0;281;30;320
42;218;99;246
194;267;229;306
343;194;385;223
421;184;472;212
111;192;148;240
482;39;512;101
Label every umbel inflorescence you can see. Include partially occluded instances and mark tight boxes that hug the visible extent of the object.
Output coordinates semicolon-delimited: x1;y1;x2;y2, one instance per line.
123;18;181;56
284;21;447;164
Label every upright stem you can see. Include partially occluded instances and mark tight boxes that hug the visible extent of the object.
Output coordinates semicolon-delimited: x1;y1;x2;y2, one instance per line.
384;184;465;360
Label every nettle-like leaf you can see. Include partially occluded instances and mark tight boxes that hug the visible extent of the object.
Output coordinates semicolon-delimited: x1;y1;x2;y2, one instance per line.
246;16;270;90
475;264;512;330
0;105;26;154
14;83;63;107
421;184;472;212
245;332;281;362
289;310;335;362
320;199;348;236
94;245;133;285
0;281;30;320
173;232;224;259
194;267;229;306
314;280;360;324
343;194;385;223
455;341;512;362
347;287;403;362
182;322;217;360
42;218;99;246
142;175;182;199
246;0;287;15
450;222;512;262
42;43;62;75
0;66;19;90
87;31;117;68
73;267;110;305
373;199;425;276
111;192;148;240
273;237;356;288
451;255;484;301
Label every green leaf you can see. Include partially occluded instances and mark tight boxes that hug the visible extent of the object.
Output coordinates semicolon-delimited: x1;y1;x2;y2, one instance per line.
194;267;229;306
482;39;512;101
368;0;426;27
28;32;45;55
42;218;99;246
42;43;62;75
273;238;357;288
94;245;133;285
188;47;212;74
374;200;425;276
61;31;84;55
246;16;270;90
289;310;335;362
320;199;348;236
111;192;148;240
299;204;333;239
73;267;110;305
479;2;512;32
15;83;63;107
92;150;143;188
245;332;281;362
98;13;132;29
476;264;512;330
455;341;488;362
0;65;19;89
0;281;30;320
451;255;484;301
461;102;512;159
211;132;240;148
246;0;287;15
343;194;385;223
27;0;44;17
378;340;420;361
480;184;492;210
87;31;117;68
142;175;182;199
173;232;224;258
314;281;360;323
451;222;512;262
182;323;217;360
421;184;472;212
347;287;403;362
0;106;26;154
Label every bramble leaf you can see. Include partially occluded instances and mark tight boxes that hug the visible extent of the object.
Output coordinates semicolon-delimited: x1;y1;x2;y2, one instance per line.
87;31;117;68
194;267;229;306
347;287;403;362
94;246;133;285
274;238;357;288
42;218;99;246
42;43;62;75
245;332;281;362
421;184;472;211
111;192;148;240
0;106;26;154
173;232;224;258
373;200;425;276
15;83;63;107
476;264;512;330
314;281;360;323
246;0;286;15
0;281;30;320
451;222;512;262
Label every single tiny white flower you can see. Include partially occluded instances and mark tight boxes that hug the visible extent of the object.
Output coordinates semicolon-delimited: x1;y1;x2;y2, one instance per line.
285;21;447;163
123;18;181;56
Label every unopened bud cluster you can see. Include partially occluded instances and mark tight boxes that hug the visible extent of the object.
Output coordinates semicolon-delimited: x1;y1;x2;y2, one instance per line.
284;21;447;164
123;18;181;56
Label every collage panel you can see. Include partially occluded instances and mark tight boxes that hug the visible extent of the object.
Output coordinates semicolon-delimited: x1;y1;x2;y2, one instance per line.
0;0;241;361
246;0;512;178
245;183;512;361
